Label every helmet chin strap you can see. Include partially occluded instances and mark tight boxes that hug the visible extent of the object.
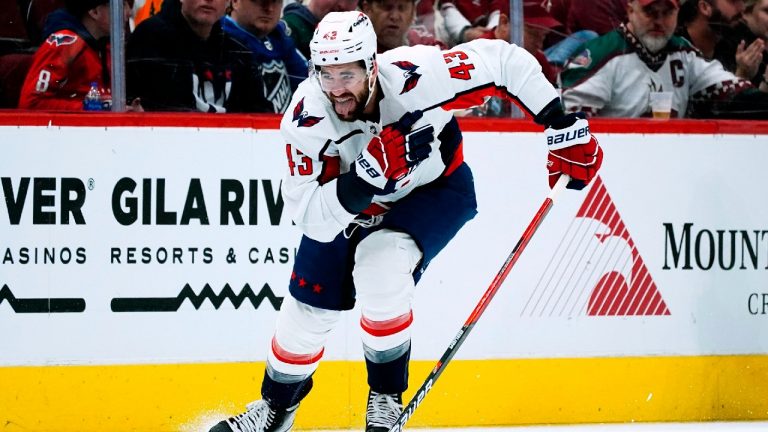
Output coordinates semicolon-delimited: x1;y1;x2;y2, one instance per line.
363;63;378;110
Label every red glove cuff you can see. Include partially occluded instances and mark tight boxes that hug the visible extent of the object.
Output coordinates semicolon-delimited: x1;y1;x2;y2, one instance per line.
547;136;603;189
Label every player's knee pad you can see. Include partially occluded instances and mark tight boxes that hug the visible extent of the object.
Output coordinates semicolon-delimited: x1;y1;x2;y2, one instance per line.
353;229;422;357
267;296;341;381
354;229;422;318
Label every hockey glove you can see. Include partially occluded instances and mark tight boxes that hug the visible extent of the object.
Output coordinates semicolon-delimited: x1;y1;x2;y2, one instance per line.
354;110;434;194
545;112;603;190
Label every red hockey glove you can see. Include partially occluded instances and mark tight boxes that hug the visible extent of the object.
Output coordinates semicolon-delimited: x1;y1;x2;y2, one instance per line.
545;112;603;190
354;110;434;194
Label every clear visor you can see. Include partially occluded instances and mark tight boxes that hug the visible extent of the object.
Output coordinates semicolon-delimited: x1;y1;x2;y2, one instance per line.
317;67;369;92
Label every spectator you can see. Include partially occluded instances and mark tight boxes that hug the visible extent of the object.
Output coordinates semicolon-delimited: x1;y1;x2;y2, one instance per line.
223;0;308;113
282;0;358;59
410;0;446;49
539;0;600;67
18;0;131;110
542;0;617;67
362;0;414;51
677;0;745;59
714;0;768;87
441;0;597;61
127;0;267;112
438;0;505;44
560;0;768;118
361;0;445;51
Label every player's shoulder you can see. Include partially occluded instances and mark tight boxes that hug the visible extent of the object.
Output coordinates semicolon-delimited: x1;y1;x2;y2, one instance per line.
38;29;88;62
377;45;443;78
281;81;330;135
377;44;447;104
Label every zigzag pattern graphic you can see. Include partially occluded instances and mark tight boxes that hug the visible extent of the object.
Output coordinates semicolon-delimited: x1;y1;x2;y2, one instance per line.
110;283;284;312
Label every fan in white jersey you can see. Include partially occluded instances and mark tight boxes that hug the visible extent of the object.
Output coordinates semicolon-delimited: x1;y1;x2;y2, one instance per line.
209;10;603;432
560;0;768;118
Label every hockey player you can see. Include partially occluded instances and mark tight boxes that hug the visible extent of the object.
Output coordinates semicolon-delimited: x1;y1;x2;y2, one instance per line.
209;10;602;432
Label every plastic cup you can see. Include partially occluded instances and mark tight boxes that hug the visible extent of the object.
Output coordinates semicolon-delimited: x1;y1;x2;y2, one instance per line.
649;91;673;119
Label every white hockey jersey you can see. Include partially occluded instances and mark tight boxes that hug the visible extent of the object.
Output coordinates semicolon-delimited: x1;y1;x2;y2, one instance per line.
560;25;752;118
280;39;558;242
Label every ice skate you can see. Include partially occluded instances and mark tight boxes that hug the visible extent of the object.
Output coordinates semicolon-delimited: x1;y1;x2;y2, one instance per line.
209;400;298;432
365;391;402;432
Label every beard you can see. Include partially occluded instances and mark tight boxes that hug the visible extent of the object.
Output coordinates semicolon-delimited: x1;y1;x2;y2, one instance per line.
637;32;670;53
329;86;370;122
709;8;742;34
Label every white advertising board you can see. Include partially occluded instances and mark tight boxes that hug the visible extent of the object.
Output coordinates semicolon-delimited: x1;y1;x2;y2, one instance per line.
1;125;766;366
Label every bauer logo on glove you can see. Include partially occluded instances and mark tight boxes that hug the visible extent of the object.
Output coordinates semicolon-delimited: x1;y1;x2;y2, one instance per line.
546;123;590;147
544;112;603;190
356;153;382;179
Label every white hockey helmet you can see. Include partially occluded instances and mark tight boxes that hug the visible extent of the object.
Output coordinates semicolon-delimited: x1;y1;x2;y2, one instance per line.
309;11;378;75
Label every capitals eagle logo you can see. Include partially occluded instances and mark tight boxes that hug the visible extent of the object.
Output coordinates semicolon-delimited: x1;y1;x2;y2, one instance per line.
292;97;324;127
46;33;78;47
392;61;421;94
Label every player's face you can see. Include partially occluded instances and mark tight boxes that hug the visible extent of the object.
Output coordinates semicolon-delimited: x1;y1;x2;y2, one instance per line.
745;0;768;38
627;0;678;53
319;63;371;122
363;0;416;51
181;0;228;29
231;0;282;38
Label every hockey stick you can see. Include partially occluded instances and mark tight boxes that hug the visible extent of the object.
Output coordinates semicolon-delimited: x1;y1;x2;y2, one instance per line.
388;174;571;432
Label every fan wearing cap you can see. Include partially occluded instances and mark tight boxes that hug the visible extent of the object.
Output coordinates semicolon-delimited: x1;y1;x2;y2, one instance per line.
209;10;603;432
18;0;133;110
560;0;768;118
